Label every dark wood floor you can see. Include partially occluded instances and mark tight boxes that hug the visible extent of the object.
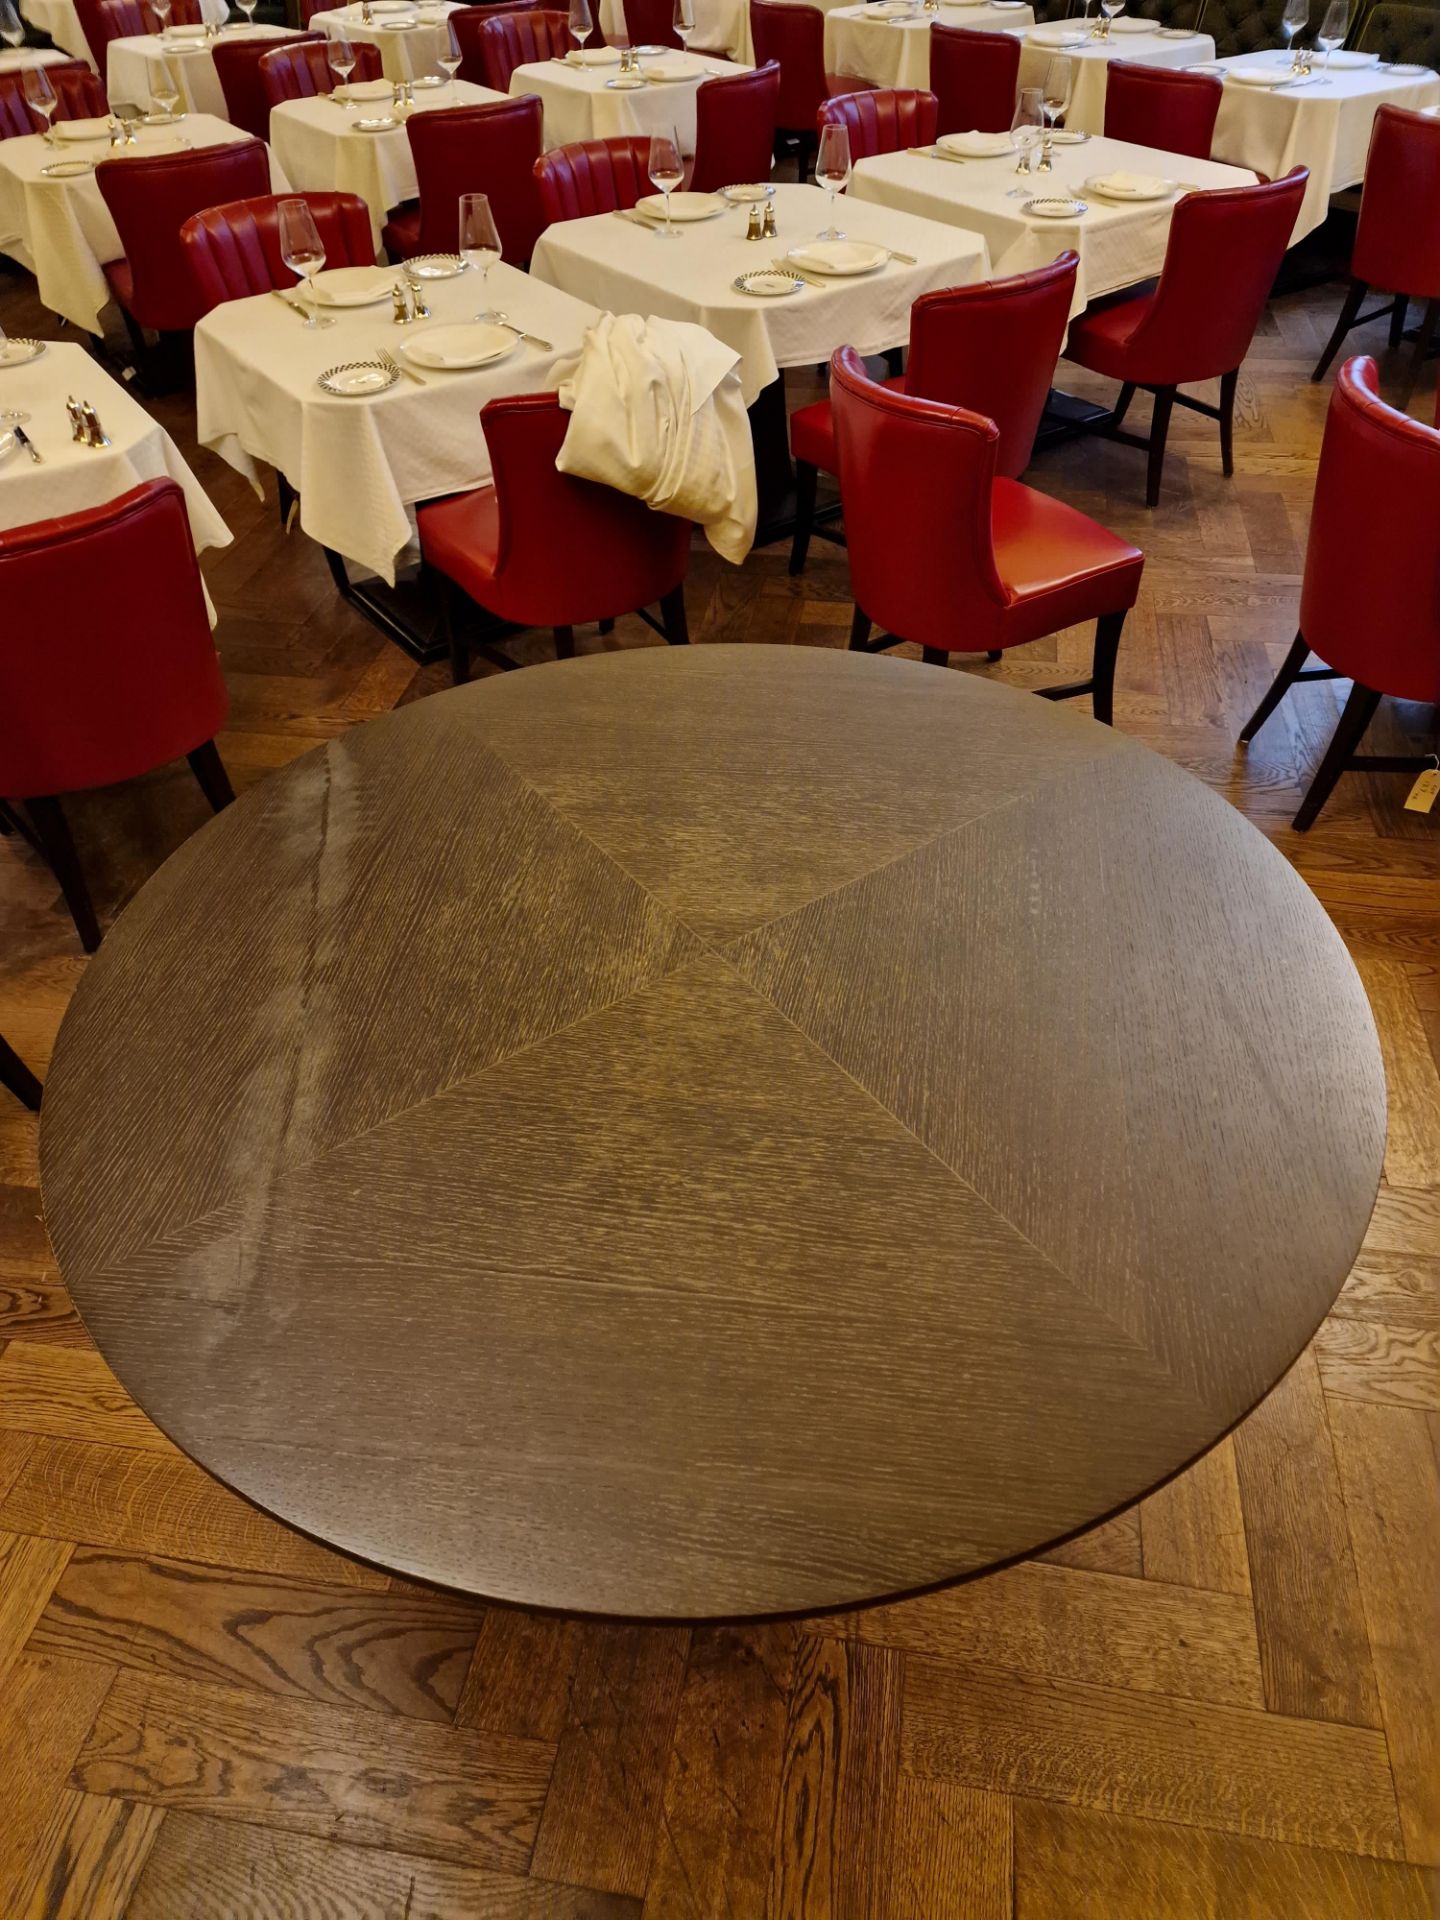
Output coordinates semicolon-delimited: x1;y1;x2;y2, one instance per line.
0;255;1437;1918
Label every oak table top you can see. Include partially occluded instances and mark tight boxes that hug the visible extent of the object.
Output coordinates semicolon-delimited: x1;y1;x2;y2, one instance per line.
39;646;1387;1619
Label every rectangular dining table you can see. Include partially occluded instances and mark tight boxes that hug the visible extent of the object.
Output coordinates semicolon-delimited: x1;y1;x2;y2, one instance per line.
510;48;747;152
825;1;1034;92
599;0;751;60
1017;20;1215;131
307;1;468;84
105;23;297;118
847;135;1257;318
1206;50;1440;239
267;77;506;247
0;115;290;333
18;0;92;64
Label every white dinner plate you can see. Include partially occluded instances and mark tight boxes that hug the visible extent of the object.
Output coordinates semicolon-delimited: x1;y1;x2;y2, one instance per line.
1324;48;1379;66
733;267;802;296
317;359;399;395
342;76;394;99
1048;127;1090;141
352;114;400;129
941;1;995;9
635;190;725;220
641;57;703;77
567;43;621;62
0;336;45;366
410;72;447;86
1108;15;1159;30
1226;64;1303;85
786;238;888;274
866;4;914;18
1383;61;1431;74
406;251;467;277
937;128;1012;155
1025;194;1088;217
1085;170;1174;198
161;22;207;36
399;321;517;368
309;265;395;306
1027;22;1087;42
605;74;647;87
54;116;114;140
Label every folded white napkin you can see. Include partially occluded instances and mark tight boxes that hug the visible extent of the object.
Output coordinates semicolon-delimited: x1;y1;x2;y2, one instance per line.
555;312;757;564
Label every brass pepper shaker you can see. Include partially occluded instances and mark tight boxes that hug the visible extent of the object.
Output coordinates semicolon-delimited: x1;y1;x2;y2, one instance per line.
761;198;777;240
746;202;763;240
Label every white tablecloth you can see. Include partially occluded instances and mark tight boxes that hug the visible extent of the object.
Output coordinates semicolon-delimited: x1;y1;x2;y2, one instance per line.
1017;23;1215;133
106;24;296;117
848;134;1255;318
511;49;747;153
0;47;75;72
825;3;1034;91
1209;52;1440;240
599;0;752;61
530;178;990;402
19;0;92;64
0;114;289;332
194;258;598;580
0;340;230;619
267;78;504;245
308;1;465;83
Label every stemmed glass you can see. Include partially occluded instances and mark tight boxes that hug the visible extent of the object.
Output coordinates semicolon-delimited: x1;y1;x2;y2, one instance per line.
1280;0;1308;64
672;0;694;49
459;189;502;312
22;66;57;142
567;0;594;53
815;119;851;238
1098;0;1122;32
437;18;462;94
150;0;172;29
647;127;684;236
1041;55;1070;131
329;29;357;102
278;196;332;328
237;0;257;22
1314;0;1347;77
0;0;25;50
1008;85;1043;185
149;52;182;116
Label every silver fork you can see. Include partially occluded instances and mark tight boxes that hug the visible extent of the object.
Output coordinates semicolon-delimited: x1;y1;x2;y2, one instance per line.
376;343;425;385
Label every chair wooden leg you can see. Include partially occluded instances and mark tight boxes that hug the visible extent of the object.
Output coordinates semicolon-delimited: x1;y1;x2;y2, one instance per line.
0;1034;41;1112
26;795;100;954
554;626;575;660
1218;368;1238;478
659;584;689;645
1401;298;1440;408
438;576;468;685
1239;632;1309;743
598;617;615;635
1090;610;1125;726
789;460;818;576
1145;387;1175;508
1112;381;1137;431
848;605;872;651
1389;293;1409;349
921;646;948;667
277;472;298;534
1293;682;1381;832
1312;278;1367;383
985;650;1002;663
187;740;234;814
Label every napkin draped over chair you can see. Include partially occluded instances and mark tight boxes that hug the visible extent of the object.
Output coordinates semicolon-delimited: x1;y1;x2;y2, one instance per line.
554;312;757;564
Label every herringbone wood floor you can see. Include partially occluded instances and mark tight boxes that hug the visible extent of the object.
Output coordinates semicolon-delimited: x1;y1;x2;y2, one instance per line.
0;255;1437;1918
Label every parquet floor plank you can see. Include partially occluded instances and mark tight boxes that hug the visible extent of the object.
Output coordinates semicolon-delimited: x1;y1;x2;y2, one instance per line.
0;1343;172;1451
1137;1437;1251;1596
0;1653;118;1914
14;1790;164;1920
1034;1508;1143;1578
882;1780;1011;1920
0;1527;71;1688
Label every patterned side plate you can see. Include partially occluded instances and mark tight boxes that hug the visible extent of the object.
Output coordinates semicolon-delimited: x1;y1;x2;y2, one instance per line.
317;359;399;396
733;268;803;297
39;158;96;177
1024;195;1088;218
0;337;45;366
406;252;467;278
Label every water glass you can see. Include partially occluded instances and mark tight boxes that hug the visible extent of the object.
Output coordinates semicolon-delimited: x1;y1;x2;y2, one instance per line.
278;196;332;329
647;128;684;236
459;189;502;310
815;119;851;238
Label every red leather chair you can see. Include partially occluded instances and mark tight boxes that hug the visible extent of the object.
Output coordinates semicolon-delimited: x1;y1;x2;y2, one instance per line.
0;61;106;139
97;136;270;339
0;479;232;953
471;9;572;92
213;31;325;140
452;1;564;82
1312;105;1440;406
930;26;1020;137
418;392;692;680
90;0;201;51
621;0;684;45
1103;63;1221;159
749;0;870;179
0;1034;41;1112
830;346;1143;714
688;60;778;192
383;95;546;263
819;86;937;159
1241;357;1440;827
1065;166;1307;505
257;36;382;106
534;134;652;219
789;253;1079;573
182;190;374;313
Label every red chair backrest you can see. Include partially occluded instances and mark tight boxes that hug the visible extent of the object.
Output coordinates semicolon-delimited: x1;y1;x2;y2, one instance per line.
96;135;271;329
451;1;551;82
689;60;778;192
93;0;201;48
0;479;227;799
905;253;1078;479
1353;104;1440;299
622;0;685;43
473;9;572;92
406;94;546;259
1113;166;1307;384
1300;356;1440;702
929;25;1019;136
181;189;374;312
479;390;690;623
534;133;652;218
818;87;937;157
257;36;381;105
830;343;1007;642
749;0;825;131
0;61;106;139
1104;63;1221;160
213;31;325;139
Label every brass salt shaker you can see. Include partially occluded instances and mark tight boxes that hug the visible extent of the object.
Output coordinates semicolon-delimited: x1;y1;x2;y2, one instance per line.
746;202;763;240
761;198;777;240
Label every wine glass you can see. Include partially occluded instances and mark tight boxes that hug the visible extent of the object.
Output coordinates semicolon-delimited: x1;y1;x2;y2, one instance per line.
237;0;257;23
150;0;172;29
1099;0;1122;33
149;52;182;116
1042;55;1070;129
647;127;683;236
329;29;357;102
672;0;694;48
815;119;850;239
1009;85;1042;183
22;66;57;142
0;0;26;50
459;189;502;313
277;196;332;328
1280;0;1307;64
437;17;462;94
1314;0;1347;76
567;0;593;53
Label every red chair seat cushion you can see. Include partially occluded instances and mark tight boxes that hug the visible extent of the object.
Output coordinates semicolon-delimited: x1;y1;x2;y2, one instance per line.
791;378;902;472
991;478;1144;648
417;485;501;602
381;202;422;259
103;257;134;308
1064;287;1156;380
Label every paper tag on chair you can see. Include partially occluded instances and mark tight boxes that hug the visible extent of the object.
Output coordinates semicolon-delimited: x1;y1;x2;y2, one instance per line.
1403;759;1439;814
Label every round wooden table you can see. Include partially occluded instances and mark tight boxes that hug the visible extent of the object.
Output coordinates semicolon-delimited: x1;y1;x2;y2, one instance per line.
41;647;1386;1618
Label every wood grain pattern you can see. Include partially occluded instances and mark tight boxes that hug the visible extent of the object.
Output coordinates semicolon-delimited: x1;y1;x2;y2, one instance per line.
0;1529;71;1687
1312;1320;1440;1409
1354;958;1440;1188
1330;1250;1440;1330
73;1671;555;1871
0;1654;117;1915
884;1780;1011;1920
1035;1509;1143;1579
14;1792;163;1920
1138;1436;1251;1596
0;1344;170;1450
455;1610;581;1743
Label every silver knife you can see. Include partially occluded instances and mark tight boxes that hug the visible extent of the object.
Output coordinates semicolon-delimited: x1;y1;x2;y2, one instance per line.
13;424;41;463
886;247;917;264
